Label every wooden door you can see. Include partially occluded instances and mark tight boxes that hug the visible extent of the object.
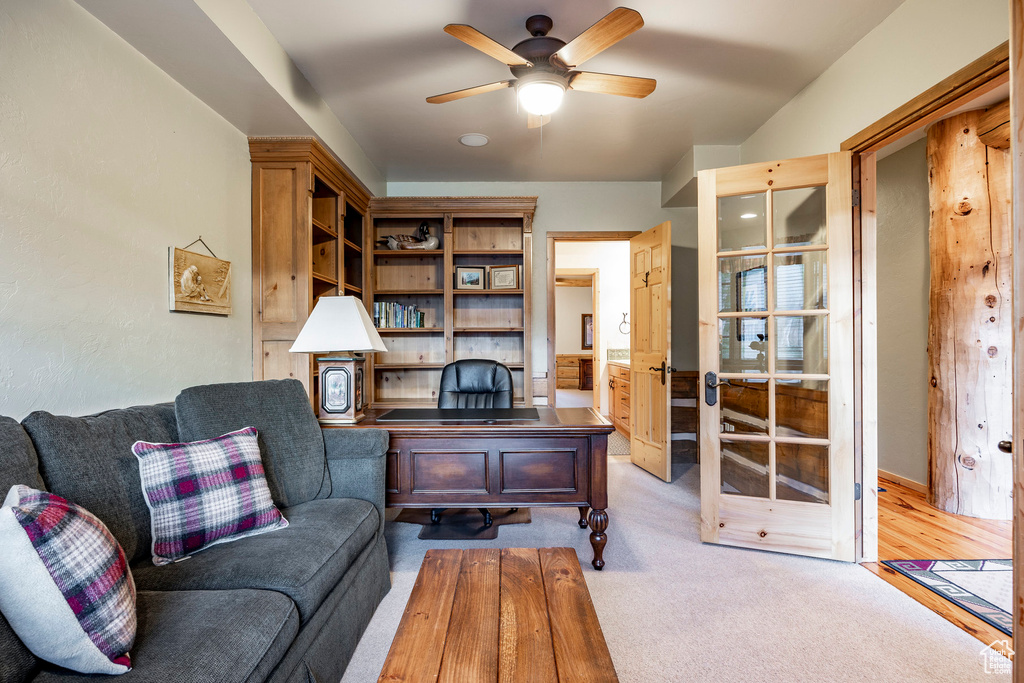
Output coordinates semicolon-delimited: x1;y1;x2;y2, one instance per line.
698;152;856;561
630;223;672;482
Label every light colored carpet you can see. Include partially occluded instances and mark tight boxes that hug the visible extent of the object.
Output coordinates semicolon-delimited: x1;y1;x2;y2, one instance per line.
555;388;595;408
341;457;1009;682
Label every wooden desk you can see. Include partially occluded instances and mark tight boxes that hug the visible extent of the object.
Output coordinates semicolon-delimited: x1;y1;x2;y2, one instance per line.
333;407;614;569
378;548;618;682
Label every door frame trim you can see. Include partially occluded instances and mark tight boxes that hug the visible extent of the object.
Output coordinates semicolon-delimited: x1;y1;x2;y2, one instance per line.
546;232;640;407
840;41;1010;564
1010;4;1022;672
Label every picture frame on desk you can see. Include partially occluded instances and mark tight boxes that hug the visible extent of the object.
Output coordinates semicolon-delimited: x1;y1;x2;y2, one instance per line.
489;265;519;290
455;266;485;290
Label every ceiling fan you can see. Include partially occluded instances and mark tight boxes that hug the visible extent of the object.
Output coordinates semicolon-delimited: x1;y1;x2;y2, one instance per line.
427;7;656;128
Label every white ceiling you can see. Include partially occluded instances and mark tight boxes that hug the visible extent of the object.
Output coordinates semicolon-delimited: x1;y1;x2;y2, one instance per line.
245;0;905;182
76;0;907;185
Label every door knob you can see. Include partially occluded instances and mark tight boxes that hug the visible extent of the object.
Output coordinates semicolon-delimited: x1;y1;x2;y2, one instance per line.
998;440;1012;453
704;371;731;407
648;361;666;386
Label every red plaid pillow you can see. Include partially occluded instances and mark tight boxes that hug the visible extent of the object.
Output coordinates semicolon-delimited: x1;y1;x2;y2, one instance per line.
0;485;136;674
132;426;288;566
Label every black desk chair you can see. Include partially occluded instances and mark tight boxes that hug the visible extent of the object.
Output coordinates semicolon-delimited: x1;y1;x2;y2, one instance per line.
432;359;515;527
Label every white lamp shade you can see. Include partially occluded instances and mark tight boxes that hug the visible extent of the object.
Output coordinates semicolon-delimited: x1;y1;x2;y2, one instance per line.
289;296;387;354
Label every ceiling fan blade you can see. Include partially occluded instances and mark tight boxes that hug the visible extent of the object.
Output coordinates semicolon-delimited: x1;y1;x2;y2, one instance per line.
527;113;551;129
444;25;533;66
554;8;644;68
569;71;656;98
426;81;512;104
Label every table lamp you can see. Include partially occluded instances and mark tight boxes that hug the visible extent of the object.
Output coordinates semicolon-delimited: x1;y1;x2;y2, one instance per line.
289;296;386;424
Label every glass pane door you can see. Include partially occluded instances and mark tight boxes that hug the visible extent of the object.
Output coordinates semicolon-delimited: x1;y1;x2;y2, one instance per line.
699;151;854;562
716;187;830;503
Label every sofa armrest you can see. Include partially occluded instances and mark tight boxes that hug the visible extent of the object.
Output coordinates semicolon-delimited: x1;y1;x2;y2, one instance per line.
322;428;389;534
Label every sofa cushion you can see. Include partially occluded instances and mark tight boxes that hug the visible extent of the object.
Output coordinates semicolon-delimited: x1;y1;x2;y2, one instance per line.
175;380;330;508
31;589;299;683
133;427;288;566
131;498;377;623
0;420;44;683
0;416;44;493
0;486;136;675
22;405;178;566
0;613;37;683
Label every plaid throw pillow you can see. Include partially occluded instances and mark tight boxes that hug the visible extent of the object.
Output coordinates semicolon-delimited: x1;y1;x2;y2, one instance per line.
0;485;136;674
132;426;288;566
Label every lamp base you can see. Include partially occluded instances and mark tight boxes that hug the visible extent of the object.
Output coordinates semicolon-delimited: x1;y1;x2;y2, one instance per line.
316;356;366;424
317;416;363;425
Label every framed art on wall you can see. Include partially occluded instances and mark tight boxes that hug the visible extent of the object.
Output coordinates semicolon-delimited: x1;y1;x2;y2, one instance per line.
169;247;231;315
582;313;594;350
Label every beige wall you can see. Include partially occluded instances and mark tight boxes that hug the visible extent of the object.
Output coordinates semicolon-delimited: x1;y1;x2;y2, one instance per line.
554;287;594;355
736;0;1007;488
0;0;252;419
876;139;930;484
740;0;1007;163
387;181;698;380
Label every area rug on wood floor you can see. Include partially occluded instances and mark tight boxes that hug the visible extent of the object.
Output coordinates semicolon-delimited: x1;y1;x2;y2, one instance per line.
882;559;1012;636
394;507;531;540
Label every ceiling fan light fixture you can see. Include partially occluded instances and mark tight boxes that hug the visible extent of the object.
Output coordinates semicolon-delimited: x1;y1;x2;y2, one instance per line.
517;74;567;116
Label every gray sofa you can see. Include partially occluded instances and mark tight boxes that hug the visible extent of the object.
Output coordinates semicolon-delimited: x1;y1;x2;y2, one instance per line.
0;379;391;683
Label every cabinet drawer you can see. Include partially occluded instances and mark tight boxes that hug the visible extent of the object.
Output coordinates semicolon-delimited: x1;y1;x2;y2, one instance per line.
609;364;630;381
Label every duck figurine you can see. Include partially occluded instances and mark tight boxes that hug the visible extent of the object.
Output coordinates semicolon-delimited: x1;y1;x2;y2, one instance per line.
378;222;440;250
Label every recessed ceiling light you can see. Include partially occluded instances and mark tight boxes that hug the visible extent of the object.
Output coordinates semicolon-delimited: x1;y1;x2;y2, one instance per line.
740;213;758;219
458;133;489;147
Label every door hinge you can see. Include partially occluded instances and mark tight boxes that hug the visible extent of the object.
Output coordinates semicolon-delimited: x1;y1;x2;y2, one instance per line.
852;188;861;208
854;483;862;501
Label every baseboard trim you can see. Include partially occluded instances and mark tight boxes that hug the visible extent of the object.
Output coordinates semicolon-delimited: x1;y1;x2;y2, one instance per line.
878;469;927;494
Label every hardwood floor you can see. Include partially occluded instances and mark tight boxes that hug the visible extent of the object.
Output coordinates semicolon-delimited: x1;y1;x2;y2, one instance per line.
862;478;1012;651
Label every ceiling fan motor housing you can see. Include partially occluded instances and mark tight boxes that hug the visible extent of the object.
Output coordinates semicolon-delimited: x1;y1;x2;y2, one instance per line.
511;15;567;78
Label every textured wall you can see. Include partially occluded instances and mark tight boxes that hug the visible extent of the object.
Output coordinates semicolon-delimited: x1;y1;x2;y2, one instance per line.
0;0;252;420
740;0;1007;163
877;139;930;484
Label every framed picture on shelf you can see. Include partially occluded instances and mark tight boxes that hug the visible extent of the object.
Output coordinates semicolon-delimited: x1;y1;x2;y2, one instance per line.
582;314;594;350
455;266;485;290
489;265;518;290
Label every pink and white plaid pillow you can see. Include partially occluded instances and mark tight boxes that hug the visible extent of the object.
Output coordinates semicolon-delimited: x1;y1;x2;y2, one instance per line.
0;485;136;674
132;426;288;566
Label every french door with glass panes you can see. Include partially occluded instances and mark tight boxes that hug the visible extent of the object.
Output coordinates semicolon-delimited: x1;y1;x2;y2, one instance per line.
697;152;855;561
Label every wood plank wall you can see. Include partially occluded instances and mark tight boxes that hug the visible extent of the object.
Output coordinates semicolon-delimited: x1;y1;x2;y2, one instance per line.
672;372;699;462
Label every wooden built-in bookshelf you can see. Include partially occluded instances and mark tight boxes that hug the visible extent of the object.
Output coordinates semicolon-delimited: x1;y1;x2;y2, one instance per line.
249;137;370;407
368;197;536;407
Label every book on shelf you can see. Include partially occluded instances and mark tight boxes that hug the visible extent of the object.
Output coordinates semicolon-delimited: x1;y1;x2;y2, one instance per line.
373;301;426;329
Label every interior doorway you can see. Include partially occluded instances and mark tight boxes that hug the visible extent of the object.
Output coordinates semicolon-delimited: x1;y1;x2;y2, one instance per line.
842;43;1013;649
553;268;599;409
545;232;638;414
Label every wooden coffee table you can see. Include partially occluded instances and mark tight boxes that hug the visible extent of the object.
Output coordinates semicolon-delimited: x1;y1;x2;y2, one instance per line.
377;548;617;682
